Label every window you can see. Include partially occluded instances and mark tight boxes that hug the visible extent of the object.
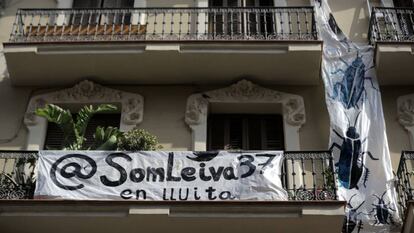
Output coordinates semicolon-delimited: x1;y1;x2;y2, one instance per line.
72;0;135;25
393;0;414;7
207;114;284;150
393;0;414;37
44;113;121;150
208;0;275;37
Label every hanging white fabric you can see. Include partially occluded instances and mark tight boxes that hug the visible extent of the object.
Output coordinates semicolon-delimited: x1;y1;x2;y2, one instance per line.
35;151;288;201
312;0;401;232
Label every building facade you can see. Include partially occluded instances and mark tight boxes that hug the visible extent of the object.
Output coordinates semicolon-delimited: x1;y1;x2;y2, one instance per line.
0;0;413;232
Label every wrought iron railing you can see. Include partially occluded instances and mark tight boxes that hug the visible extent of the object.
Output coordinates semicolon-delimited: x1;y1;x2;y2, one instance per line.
0;151;37;199
369;7;414;44
396;151;414;215
283;151;337;201
0;150;336;201
9;7;318;43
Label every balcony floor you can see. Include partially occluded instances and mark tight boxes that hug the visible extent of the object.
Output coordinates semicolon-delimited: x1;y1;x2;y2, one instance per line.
0;200;345;233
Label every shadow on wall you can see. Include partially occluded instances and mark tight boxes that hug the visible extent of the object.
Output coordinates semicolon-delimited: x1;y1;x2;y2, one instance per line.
0;50;33;149
327;0;371;44
1;0;24;18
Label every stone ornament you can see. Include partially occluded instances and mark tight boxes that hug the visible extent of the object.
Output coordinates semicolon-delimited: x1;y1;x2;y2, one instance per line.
398;94;414;127
185;79;306;128
24;80;144;128
398;94;414;150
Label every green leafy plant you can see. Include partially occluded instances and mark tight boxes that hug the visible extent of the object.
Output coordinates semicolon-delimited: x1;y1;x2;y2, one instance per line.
93;126;122;150
36;104;119;150
117;128;162;151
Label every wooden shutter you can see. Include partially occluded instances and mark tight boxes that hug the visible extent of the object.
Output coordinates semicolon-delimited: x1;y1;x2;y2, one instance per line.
227;116;243;150
72;0;102;25
208;116;225;150
103;0;134;24
262;115;284;150
44;113;121;150
207;114;284;151
73;0;102;8
393;0;414;7
247;117;262;150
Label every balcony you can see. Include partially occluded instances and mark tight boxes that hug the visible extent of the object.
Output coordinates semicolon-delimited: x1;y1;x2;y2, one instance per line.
3;7;322;86
369;7;414;85
0;150;345;233
397;151;414;232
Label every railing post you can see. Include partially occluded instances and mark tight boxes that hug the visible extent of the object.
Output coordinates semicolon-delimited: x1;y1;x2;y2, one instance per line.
197;0;208;39
56;0;73;26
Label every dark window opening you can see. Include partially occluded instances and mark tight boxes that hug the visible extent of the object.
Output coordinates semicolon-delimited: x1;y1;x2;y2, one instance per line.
44;113;121;150
207;114;284;151
393;0;414;7
72;0;135;25
208;0;275;36
392;0;414;36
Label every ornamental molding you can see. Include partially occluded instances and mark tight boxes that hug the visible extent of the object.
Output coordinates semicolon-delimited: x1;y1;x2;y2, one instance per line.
24;80;144;128
185;79;306;127
398;94;414;128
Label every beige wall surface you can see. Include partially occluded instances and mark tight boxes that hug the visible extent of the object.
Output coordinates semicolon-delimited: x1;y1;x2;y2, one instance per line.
0;0;410;175
0;0;56;149
0;0;56;45
381;86;414;170
0;82;331;151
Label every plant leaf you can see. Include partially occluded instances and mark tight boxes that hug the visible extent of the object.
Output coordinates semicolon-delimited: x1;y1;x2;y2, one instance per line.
93;126;121;150
74;104;117;141
35;104;75;148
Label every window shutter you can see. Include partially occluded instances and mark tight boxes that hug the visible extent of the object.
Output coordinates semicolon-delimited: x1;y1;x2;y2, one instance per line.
208;116;225;150
263;115;285;150
392;0;414;7
72;0;102;25
247;117;262;150
102;0;134;8
73;0;102;8
208;114;284;151
44;114;121;150
102;0;134;24
227;117;243;150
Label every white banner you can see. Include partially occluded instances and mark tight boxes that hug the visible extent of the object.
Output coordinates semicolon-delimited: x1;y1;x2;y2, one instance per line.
35;151;287;201
313;0;401;232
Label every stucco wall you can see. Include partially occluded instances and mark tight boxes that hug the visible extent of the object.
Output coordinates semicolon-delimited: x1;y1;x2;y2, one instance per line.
122;84;330;151
0;81;330;151
381;86;414;170
0;0;56;149
0;0;409;174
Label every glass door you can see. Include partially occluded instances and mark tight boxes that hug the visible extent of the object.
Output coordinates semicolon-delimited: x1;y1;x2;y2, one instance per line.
209;0;275;38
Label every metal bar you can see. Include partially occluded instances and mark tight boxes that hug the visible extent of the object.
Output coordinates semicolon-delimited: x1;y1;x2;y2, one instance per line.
8;8;319;41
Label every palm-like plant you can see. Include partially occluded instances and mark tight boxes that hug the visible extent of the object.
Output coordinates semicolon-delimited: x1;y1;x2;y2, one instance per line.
35;104;121;150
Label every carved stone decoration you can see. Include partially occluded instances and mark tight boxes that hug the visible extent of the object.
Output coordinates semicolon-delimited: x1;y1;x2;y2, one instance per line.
398;94;414;150
398;94;414;127
185;79;306;127
185;79;306;151
24;80;144;129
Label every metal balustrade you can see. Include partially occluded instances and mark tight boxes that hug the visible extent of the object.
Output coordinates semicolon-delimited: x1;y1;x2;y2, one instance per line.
283;151;337;201
0;150;336;201
9;7;318;43
396;151;414;215
369;7;414;44
0;151;37;200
